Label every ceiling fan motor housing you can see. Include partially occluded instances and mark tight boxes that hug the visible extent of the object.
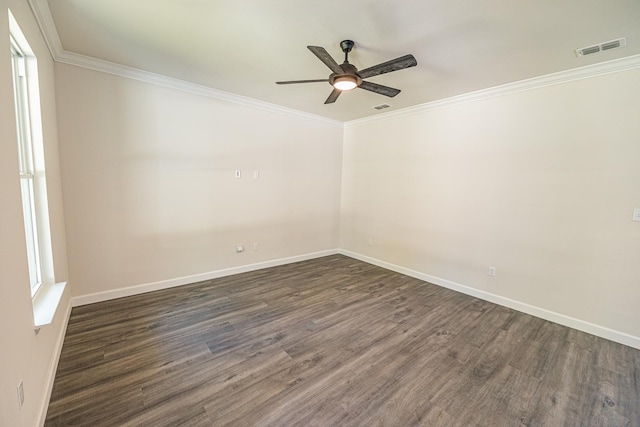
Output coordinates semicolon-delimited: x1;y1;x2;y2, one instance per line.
328;62;362;88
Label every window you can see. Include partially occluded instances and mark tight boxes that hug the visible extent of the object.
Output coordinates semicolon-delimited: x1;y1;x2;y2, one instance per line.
10;37;43;296
9;10;66;328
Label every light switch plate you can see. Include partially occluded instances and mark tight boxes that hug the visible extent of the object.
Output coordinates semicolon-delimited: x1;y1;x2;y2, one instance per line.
633;208;640;222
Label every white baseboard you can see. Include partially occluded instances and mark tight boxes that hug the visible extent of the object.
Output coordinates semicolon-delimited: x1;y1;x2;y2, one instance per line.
71;249;339;307
37;297;72;427
69;247;639;350
339;249;640;350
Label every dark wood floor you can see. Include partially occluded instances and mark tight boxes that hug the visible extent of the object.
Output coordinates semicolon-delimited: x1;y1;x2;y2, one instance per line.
46;255;639;426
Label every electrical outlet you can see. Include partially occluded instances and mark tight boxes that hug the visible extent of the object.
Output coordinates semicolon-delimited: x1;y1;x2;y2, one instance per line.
367;238;373;246
236;245;244;253
253;242;259;251
633;208;640;222
253;170;260;179
17;380;24;409
488;266;496;277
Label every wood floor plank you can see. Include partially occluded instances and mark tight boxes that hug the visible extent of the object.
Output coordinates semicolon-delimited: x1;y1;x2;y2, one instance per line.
133;349;293;426
45;255;640;426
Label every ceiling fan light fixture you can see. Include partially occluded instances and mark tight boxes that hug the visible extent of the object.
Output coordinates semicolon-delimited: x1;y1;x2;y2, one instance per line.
333;75;358;91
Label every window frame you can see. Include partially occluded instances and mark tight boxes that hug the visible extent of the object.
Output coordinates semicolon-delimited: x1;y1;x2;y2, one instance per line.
10;35;44;296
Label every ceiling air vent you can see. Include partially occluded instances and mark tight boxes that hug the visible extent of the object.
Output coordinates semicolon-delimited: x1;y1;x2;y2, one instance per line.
575;37;626;57
373;103;391;110
601;40;623;51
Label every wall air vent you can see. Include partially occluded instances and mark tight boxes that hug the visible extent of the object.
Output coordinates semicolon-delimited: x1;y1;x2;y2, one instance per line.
575;37;626;57
373;103;391;110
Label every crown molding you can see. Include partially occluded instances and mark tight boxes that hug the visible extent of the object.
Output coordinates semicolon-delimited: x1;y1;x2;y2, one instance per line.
26;0;343;129
55;50;344;128
346;53;640;128
28;0;640;128
27;0;63;56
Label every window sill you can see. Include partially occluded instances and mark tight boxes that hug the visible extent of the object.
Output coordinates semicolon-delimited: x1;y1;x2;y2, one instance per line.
33;281;67;331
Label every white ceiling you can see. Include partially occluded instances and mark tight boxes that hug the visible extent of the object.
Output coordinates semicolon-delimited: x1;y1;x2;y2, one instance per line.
41;0;640;122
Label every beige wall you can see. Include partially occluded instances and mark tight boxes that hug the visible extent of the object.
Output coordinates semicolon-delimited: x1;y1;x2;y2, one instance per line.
341;68;640;340
54;63;343;299
0;1;70;426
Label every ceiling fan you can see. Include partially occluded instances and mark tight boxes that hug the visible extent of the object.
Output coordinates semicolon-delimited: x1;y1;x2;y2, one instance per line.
276;40;417;104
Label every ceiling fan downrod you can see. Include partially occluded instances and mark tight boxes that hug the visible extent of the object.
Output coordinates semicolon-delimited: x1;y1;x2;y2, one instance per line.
340;40;354;63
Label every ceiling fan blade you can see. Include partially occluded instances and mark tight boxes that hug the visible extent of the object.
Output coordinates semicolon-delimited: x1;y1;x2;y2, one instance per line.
324;88;341;104
276;79;329;84
307;46;343;74
358;81;401;97
357;54;417;79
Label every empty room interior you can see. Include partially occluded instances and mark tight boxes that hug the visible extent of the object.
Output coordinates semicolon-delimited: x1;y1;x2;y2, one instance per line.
1;0;640;425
